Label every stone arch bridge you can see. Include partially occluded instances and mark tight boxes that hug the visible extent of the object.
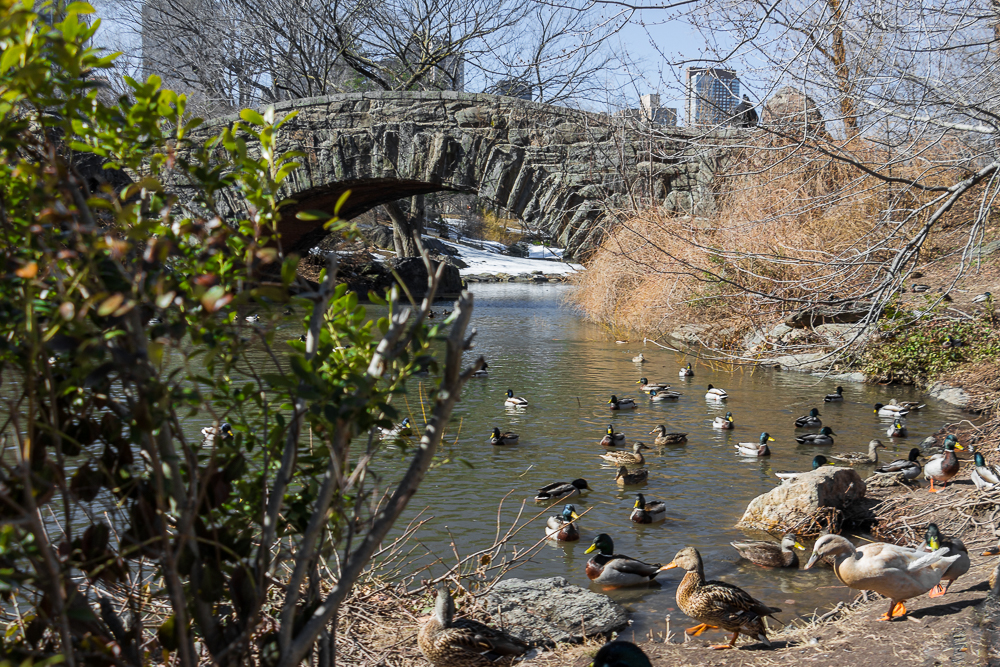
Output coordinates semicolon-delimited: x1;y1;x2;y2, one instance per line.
191;91;739;258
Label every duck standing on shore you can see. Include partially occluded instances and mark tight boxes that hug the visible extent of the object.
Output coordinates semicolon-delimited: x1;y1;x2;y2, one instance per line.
971;452;1000;490
663;546;782;649
804;534;960;621
916;523;970;597
924;435;963;492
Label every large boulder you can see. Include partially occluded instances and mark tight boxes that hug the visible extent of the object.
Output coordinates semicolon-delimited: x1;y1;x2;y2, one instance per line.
736;467;866;535
762;87;828;138
388;257;463;298
483;577;628;646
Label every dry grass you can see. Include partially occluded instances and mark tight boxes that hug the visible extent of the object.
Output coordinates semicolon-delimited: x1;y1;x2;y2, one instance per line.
569;137;968;346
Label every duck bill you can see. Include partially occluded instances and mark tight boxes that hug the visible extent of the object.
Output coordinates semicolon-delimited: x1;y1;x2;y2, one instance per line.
767;437;775;442
803;553;821;570
793;542;806;550
983;547;1000;556
571;512;580;520
660;561;678;571
584;544;597;554
954;444;965;450
928;538;940;551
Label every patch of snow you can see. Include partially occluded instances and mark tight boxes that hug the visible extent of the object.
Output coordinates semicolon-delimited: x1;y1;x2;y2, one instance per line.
431;237;582;276
527;244;564;260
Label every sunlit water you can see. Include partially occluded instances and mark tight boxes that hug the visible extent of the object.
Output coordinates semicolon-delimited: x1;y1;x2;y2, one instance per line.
327;282;966;641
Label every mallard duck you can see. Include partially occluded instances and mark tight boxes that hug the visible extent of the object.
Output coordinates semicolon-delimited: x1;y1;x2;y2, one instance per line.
713;411;734;429
912;283;930;292
601;442;649;466
147;317;162;326
942;335;963;349
775;455;829;484
795;426;835;446
972;452;1000;490
887;420;907;438
545;504;580;541
472;361;489;378
916;523;970;597
649;424;687;445
875;447;923;480
417;582;529;667
489;428;519;446
823;386;844;402
592;641;652;667
608;395;637;410
735;432;773;457
890;398;925;411
504;389;528;407
637;377;670;392
601;424;626;447
983;541;999;594
584;533;663;585
615;466;648;486
535;479;590;502
794;408;822;428
202;422;235;442
829;439;886;465
381;417;413;438
630;493;666;524
731;534;803;568
924;435;964;492
873;402;908;418
663;547;781;649
804;534;960;620
649;389;681;402
705;384;728;400
632;353;646;364
973;291;993;304
245;313;261;323
679;363;694;377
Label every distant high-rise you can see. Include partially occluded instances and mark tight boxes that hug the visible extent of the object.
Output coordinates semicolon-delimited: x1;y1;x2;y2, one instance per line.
615;93;677;126
489;79;532;101
686;67;741;126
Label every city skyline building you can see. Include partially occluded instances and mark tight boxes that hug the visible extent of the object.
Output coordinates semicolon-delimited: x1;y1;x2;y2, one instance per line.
686;67;741;126
615;93;677;126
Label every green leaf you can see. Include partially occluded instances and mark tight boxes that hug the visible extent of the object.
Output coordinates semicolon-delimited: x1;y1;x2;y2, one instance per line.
239;109;266;126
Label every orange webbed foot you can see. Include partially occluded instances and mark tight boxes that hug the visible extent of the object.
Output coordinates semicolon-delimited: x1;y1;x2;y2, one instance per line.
928;584;946;598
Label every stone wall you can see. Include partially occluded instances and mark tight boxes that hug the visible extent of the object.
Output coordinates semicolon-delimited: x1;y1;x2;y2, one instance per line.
183;91;741;257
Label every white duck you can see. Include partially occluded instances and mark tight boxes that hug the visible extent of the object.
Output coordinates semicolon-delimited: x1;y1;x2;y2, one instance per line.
804;534;960;620
705;384;728;401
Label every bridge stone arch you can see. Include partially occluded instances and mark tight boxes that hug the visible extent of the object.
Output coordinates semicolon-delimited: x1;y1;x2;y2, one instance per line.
194;91;738;257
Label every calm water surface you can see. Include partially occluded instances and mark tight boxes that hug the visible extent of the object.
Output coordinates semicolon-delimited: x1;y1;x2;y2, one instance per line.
350;282;966;640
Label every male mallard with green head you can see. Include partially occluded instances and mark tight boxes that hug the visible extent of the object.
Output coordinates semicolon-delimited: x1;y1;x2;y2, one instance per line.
545;504;580;541
875;447;922;480
663;547;782;649
418;582;529;667
794;408;822;428
924;435;963;492
637;377;670;392
679;363;694;377
584;533;664;586
795;426;835;446
630;493;666;524
601;424;626;447
916;523;969;597
534;479;590;502
713;411;735;429
489;428;519;446
504;389;528;407
735;432;773;457
609;395;637;410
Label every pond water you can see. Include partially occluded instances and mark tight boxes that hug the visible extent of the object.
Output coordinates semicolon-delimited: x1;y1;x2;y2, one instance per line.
349;282;967;641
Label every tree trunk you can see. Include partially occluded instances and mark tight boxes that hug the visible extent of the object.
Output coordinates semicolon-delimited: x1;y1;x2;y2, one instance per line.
828;0;859;138
384;199;425;257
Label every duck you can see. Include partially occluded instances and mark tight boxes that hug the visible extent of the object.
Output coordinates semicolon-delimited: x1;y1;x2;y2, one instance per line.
601;424;626;447
730;534;803;568
649;389;681;402
630;493;667;524
584;533;663;586
803;534;960;621
735;432;773;457
504;389;528;407
245;313;261;323
608;395;638;410
924;435;964;492
637;377;670;392
679;363;695;377
592;641;652;667
663;547;782;649
823;386;844;402
381;417;413;438
615;466;648;486
545;504;580;541
297;333;307;342
973;291;993;304
201;422;235;442
472;361;489;378
147;317;162;326
489;428;519;446
942;335;963;349
874;402;909;418
829;439;886;465
916;523;970;597
983;541;999;594
705;384;728;401
713;412;735;429
875;447;923;480
794;408;822;428
794;426;836;446
890;398;925;411
649;424;687;445
600;442;649;466
775;455;830;484
887;420;907;438
632;353;646;364
417;582;529;667
971;452;1000;490
535;479;590;502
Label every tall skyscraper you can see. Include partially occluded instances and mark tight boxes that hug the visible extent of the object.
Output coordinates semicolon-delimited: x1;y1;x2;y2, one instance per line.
686;67;741;126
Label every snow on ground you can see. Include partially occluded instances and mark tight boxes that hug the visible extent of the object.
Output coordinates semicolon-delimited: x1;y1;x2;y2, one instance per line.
432;237;582;276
